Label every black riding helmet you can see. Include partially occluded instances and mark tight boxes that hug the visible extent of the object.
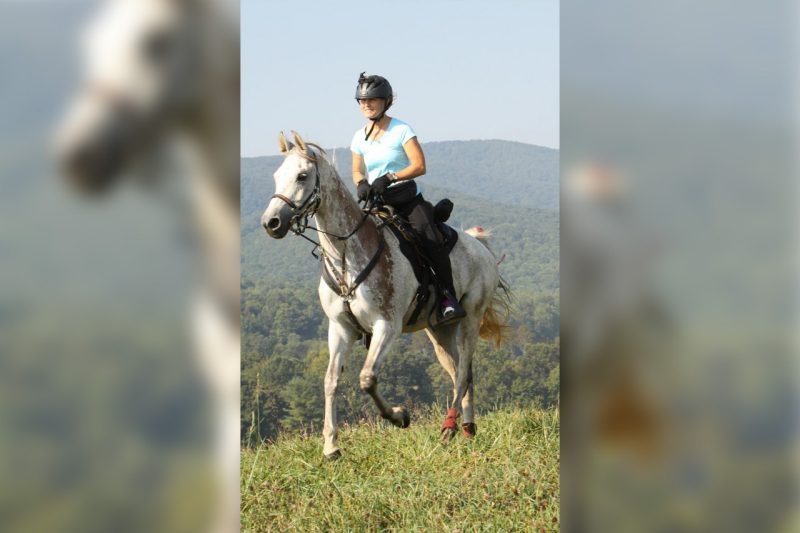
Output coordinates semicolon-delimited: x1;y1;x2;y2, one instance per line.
356;72;393;139
355;72;394;109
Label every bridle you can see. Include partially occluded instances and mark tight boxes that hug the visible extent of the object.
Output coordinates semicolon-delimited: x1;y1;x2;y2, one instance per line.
270;148;371;252
267;146;387;345
270;155;322;234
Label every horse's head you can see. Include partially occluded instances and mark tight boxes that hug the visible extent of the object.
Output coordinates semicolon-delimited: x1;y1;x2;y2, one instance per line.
54;0;207;193
261;131;322;239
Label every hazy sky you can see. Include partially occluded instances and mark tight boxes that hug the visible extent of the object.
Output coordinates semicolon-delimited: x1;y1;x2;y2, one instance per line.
241;0;559;157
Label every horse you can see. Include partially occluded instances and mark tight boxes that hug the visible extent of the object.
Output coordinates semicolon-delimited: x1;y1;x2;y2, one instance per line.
52;0;240;530
261;131;511;459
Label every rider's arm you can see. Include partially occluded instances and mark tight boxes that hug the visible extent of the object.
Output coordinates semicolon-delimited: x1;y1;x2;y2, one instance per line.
393;137;426;181
352;151;367;185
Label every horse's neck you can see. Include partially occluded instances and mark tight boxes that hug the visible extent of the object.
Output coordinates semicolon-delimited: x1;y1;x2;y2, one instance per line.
315;166;372;263
187;81;240;207
179;83;240;321
183;0;240;206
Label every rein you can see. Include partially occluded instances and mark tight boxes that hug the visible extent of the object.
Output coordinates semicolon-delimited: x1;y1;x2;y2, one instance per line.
271;151;371;254
315;198;385;301
317;205;385;345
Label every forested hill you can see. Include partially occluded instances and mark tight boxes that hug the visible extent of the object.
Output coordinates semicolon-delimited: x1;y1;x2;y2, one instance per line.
242;139;558;214
241;140;559;294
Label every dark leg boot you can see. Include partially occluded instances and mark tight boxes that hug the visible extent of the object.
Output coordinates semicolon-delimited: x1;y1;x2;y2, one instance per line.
430;251;466;324
403;197;466;324
440;289;467;323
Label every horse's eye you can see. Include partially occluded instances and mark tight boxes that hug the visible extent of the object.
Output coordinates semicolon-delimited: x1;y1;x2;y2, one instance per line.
297;173;308;182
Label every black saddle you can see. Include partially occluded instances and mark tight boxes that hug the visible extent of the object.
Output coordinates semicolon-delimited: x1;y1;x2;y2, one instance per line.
373;198;459;326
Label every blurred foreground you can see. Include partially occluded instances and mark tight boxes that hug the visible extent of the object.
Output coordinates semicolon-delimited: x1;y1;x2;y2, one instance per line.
2;0;798;531
561;1;798;531
1;1;239;532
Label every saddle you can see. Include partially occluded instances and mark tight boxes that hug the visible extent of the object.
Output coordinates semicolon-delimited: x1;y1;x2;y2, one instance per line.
317;197;459;348
372;198;459;326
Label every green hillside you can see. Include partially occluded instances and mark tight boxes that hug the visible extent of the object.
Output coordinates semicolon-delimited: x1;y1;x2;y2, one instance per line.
241;140;560;444
241;406;560;532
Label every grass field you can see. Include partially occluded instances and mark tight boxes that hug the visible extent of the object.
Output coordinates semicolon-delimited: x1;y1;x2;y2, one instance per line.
241;406;559;532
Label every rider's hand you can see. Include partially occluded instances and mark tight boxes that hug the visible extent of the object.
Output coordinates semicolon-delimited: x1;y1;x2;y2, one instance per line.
371;174;394;196
357;180;371;201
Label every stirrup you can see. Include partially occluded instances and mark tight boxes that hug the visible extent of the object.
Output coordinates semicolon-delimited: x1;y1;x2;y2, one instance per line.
439;296;466;324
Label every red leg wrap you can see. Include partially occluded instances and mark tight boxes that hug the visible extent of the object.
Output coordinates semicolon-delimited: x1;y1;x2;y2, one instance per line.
442;408;459;431
462;422;477;438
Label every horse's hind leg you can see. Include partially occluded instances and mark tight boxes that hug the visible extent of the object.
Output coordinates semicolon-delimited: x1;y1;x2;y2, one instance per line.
425;327;458;399
323;320;358;459
462;362;476;437
456;317;482;438
359;320;409;428
426;325;462;441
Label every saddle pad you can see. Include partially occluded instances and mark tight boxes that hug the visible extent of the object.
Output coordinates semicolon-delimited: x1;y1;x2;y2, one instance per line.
381;217;459;287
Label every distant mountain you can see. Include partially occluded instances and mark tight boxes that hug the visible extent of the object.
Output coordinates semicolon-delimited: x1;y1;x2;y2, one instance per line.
421;140;559;210
241;139;558;214
241;140;559;294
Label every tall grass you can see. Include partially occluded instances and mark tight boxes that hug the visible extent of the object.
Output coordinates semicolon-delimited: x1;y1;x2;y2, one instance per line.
241;406;559;532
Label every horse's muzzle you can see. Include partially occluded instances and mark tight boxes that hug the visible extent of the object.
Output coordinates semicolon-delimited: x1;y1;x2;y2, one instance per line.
54;95;142;195
262;214;288;239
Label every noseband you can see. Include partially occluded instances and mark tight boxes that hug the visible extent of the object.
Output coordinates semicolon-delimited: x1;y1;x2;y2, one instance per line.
270;147;368;245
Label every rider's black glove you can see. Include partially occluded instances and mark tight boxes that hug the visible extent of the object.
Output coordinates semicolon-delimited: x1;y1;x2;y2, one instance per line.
357;180;371;202
370;174;394;196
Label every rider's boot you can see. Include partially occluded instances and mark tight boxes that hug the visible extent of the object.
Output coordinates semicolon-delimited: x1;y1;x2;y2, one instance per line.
430;251;466;324
440;289;466;323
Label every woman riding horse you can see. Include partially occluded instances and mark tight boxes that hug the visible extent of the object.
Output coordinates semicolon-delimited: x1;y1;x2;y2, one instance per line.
350;72;466;323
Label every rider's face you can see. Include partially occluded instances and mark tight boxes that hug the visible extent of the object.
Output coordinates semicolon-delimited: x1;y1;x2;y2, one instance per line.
358;98;385;120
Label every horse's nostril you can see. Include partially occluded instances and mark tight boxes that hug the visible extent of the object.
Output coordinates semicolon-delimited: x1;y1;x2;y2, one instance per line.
63;144;93;177
266;217;281;231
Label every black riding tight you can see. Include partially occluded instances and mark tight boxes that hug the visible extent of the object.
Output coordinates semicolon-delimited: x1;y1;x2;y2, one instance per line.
390;194;456;297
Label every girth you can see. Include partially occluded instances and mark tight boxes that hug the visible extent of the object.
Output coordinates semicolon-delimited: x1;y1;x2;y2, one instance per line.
320;235;386;347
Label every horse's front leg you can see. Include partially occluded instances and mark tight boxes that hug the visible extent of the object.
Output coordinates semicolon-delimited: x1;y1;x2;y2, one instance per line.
359;319;410;428
323;320;358;460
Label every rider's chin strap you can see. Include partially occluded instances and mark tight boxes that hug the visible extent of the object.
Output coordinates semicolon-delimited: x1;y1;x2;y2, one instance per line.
365;119;379;141
364;110;388;141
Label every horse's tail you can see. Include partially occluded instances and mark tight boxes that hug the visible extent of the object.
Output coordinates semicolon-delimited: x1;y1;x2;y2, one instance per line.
465;226;513;347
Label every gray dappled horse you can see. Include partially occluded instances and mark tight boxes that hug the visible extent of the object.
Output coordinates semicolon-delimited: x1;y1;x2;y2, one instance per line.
262;131;511;459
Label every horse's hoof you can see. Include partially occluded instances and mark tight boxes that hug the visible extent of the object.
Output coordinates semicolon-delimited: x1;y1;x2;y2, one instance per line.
463;422;477;438
324;449;342;461
390;406;410;428
441;408;459;437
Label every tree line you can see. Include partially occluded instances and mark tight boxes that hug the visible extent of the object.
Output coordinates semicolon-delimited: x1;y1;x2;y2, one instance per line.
241;279;559;446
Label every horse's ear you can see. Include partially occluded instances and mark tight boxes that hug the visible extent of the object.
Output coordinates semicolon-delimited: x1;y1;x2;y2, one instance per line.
278;131;293;154
291;131;308;154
